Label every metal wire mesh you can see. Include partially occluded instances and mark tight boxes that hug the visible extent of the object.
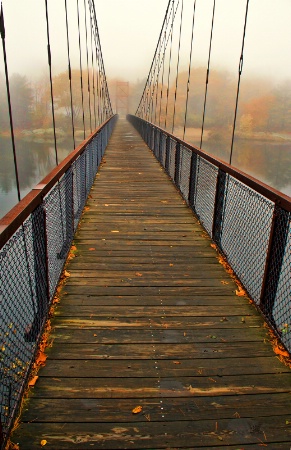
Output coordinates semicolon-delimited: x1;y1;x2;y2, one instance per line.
44;169;74;298
179;145;192;203
73;152;87;231
168;137;176;181
221;177;274;302
0;207;47;444
194;157;218;235
159;133;167;166
266;210;291;349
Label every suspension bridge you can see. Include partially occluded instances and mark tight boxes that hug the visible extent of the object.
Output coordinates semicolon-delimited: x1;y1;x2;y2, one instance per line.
0;0;291;449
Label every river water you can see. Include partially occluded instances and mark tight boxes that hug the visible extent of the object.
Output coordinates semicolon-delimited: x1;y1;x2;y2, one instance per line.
0;134;290;219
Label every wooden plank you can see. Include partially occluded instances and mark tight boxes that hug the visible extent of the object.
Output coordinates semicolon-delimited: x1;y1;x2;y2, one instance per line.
51;316;263;329
45;342;276;360
21;393;291;422
38;357;290;378
12;118;291;450
12;417;291;449
57;294;249;306
50;327;268;344
55;305;253;317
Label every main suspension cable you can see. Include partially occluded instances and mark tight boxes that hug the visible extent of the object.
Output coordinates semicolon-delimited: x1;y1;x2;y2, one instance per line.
229;0;250;165
200;0;216;149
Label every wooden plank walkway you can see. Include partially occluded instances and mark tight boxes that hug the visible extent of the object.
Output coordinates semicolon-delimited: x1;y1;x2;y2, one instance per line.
13;119;291;449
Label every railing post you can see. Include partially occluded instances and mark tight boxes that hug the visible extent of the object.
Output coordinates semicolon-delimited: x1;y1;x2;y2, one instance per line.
165;136;171;175
188;152;198;210
174;142;181;187
158;133;164;163
212;169;227;247
260;205;290;328
25;205;50;342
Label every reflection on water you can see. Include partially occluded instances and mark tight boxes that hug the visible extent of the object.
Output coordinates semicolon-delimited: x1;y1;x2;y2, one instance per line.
193;135;291;198
0;137;77;218
1;133;291;219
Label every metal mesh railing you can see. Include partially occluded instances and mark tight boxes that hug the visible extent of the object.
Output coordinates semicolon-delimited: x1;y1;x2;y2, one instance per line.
128;114;291;356
0;115;117;446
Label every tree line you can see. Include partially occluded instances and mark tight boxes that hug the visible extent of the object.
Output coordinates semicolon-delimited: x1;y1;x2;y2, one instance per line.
1;67;291;139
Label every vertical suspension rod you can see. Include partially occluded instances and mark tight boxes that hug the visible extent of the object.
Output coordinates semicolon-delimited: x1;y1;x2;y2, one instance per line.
229;0;250;165
64;0;76;148
183;0;197;140
76;0;86;139
44;0;58;165
0;3;21;201
200;0;216;149
135;0;172;117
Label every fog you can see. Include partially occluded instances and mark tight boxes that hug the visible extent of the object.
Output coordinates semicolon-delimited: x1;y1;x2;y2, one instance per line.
0;0;291;218
2;0;291;82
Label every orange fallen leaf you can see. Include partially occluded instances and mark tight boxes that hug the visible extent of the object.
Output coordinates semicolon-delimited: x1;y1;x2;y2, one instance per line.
173;361;181;365
36;352;47;365
64;270;70;278
274;346;289;357
169;263;174;267
28;376;39;387
40;440;47;447
89;247;96;251
135;272;143;277
132;405;143;414
210;243;216;249
10;444;20;450
221;280;229;285
236;288;246;297
71;245;77;251
84;206;90;211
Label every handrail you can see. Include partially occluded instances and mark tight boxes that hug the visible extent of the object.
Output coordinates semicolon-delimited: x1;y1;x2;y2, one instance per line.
0;116;116;249
128;114;291;357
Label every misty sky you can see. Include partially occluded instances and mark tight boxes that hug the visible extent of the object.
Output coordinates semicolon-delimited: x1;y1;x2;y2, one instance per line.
1;0;291;84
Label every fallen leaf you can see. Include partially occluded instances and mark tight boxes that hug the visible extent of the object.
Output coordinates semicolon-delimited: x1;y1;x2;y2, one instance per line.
71;245;77;251
236;288;246;297
40;440;47;446
89;248;96;251
36;352;47;365
173;361;181;365
93;334;97;337
64;270;70;278
221;280;229;285
9;444;20;450
274;346;289;357
135;272;143;277
84;206;90;211
28;376;39;387
132;405;143;414
210;243;216;249
169;263;174;267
